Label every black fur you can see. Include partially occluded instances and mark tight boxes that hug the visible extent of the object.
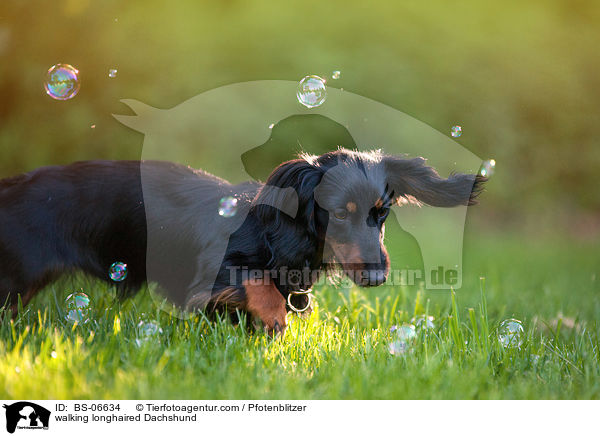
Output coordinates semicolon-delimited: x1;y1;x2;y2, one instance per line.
0;149;485;316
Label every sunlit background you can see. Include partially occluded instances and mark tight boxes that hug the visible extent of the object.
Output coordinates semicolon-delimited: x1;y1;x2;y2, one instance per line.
1;0;599;245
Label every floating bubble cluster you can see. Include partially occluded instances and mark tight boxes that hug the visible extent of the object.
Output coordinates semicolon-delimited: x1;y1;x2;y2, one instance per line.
135;320;163;347
450;125;462;138
297;75;327;108
389;341;410;355
395;324;416;340
109;261;128;282
45;64;80;100
65;292;91;323
389;324;417;355
108;68;118;78
480;159;496;177
218;196;238;217
412;315;435;330
331;70;341;80
498;319;524;348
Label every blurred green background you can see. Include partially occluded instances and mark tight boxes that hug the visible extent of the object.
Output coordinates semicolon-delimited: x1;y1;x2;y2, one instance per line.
1;0;599;238
3;1;600;400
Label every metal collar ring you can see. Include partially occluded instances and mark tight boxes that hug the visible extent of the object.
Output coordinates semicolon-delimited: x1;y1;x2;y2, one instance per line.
287;289;313;313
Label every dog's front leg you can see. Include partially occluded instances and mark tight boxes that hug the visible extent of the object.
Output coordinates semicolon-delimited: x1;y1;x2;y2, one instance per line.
243;279;287;336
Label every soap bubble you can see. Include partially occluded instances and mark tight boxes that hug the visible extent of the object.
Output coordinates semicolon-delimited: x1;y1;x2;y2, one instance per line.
450;125;462;138
389;324;417;355
332;70;341;80
135;320;163;347
394;324;416;341
498;319;524;348
412;315;435;330
389;341;410;355
65;292;91;323
218;196;238;217
108;68;118;78
480;159;496;177
109;261;128;282
45;64;80;100
296;75;327;108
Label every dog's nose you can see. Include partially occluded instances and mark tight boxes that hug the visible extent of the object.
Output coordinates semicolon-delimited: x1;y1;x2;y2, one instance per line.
366;270;387;286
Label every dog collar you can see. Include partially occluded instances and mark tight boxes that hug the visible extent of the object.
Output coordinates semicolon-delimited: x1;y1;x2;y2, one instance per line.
287;288;313;313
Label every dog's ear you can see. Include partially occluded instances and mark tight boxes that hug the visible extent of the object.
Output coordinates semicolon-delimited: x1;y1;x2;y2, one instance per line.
253;158;323;233
383;156;486;207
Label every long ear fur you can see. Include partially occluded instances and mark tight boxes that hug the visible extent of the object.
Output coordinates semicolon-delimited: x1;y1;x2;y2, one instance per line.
383;156;486;207
251;158;326;271
253;158;324;235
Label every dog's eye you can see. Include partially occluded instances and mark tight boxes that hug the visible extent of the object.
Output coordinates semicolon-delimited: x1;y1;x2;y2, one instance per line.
378;207;389;218
334;208;347;220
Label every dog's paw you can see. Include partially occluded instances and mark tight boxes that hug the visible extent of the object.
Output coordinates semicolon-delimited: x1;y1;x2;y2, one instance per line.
251;313;287;337
271;319;286;337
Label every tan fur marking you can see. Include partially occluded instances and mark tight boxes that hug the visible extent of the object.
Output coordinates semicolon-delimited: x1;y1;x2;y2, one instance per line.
328;241;365;267
243;279;287;336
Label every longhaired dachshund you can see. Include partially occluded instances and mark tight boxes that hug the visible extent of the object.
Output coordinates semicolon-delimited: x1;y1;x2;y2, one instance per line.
0;149;484;334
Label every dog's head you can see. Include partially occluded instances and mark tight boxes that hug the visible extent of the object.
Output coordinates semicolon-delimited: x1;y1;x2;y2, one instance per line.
254;148;485;288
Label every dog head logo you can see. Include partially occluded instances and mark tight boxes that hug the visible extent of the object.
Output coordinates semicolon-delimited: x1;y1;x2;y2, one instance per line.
3;402;50;433
113;80;483;313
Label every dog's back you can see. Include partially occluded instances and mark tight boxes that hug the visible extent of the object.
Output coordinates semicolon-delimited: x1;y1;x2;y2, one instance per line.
0;160;260;312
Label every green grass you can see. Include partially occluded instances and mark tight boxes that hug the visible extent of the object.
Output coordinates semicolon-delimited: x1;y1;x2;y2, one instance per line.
1;232;599;399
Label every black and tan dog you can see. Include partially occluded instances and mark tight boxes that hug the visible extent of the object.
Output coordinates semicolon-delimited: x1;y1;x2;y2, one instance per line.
0;149;484;334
